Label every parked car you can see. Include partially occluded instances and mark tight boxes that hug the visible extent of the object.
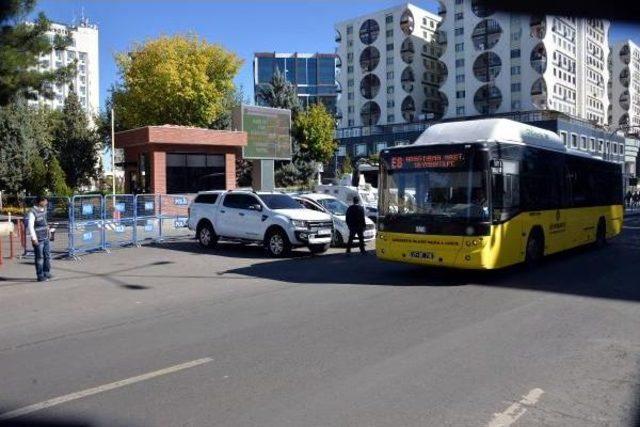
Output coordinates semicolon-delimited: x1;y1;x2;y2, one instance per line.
315;184;379;221
188;190;334;257
295;193;376;247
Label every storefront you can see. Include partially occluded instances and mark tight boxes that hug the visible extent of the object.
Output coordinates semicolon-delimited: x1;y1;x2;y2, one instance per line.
115;125;247;194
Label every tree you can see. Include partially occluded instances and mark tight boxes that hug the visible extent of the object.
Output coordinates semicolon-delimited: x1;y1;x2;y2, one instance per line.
256;67;300;116
292;103;337;164
53;88;101;189
0;100;70;195
0;0;75;106
341;154;354;176
111;34;243;129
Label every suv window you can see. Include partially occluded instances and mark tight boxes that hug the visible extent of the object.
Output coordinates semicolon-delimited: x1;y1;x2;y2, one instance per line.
223;194;260;210
194;194;218;204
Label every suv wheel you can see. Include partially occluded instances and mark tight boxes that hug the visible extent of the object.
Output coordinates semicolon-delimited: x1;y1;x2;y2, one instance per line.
309;243;330;254
265;229;291;257
197;222;217;249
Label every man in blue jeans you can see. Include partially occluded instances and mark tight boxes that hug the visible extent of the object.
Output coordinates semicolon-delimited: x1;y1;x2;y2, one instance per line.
27;196;52;282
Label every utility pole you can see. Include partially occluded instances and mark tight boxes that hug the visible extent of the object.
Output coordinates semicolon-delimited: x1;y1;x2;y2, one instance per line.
111;108;116;195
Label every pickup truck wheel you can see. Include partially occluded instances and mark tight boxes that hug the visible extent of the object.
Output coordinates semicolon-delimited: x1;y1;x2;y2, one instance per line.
309;243;330;254
265;229;291;257
197;222;217;249
332;231;344;247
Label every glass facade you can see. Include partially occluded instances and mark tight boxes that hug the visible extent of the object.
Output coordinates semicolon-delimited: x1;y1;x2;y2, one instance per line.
255;53;338;114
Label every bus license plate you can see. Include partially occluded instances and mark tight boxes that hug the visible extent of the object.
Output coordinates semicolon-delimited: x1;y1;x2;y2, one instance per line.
409;251;434;260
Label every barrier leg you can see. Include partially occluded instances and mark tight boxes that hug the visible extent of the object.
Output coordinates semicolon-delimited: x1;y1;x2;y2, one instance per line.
0;236;3;266
9;230;14;259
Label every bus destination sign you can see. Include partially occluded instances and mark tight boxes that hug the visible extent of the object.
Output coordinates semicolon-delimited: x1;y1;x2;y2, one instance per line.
388;152;466;170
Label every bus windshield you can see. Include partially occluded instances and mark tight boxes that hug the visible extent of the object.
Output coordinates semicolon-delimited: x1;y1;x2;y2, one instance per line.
380;146;489;225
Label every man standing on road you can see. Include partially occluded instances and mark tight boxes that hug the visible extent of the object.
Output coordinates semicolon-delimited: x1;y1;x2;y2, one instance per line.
27;196;52;282
345;196;367;255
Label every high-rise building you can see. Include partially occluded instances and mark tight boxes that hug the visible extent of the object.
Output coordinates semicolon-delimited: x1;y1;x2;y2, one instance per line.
253;52;338;113
28;19;99;119
437;1;610;125
610;40;640;131
334;3;443;129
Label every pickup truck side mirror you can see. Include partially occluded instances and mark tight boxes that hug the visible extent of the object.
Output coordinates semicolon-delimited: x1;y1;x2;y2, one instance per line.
249;204;263;212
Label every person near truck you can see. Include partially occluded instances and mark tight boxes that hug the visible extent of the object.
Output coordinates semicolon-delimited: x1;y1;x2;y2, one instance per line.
27;195;52;282
345;196;367;255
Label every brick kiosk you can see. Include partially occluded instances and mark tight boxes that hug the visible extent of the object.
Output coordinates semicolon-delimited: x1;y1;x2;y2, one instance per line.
114;125;247;194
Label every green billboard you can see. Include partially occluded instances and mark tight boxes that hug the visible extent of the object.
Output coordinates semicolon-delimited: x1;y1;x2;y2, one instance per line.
235;105;292;160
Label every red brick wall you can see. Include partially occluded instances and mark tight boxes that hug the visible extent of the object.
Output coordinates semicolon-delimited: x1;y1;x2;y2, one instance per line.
151;150;166;194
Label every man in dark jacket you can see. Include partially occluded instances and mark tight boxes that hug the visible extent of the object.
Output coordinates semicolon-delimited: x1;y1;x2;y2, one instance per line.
27;195;52;282
345;196;367;255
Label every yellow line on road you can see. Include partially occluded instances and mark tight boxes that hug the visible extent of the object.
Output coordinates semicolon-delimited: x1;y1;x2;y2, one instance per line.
0;357;213;421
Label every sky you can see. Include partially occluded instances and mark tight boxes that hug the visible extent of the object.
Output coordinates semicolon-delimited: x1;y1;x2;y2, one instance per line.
34;0;640;113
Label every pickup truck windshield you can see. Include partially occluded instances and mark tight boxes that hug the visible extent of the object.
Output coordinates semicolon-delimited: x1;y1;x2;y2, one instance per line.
260;194;303;210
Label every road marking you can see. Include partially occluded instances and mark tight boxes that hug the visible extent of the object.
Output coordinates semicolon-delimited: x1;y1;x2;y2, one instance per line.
0;357;213;421
486;388;545;427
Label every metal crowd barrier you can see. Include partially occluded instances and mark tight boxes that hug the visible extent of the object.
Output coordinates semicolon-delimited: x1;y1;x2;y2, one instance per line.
69;195;104;257
158;194;194;242
11;193;197;259
104;194;136;249
134;194;161;245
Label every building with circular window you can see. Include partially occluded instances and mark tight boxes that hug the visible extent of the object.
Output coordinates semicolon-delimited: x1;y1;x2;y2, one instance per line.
335;3;443;130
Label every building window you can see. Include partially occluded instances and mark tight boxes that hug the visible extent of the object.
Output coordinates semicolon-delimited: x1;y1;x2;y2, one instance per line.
455;12;464;20
386;56;394;65
347;65;354;73
560;131;568;146
385;15;393;24
580;136;587;149
571;133;578;148
386;29;393;38
598;139;604;152
387;86;395;94
355;144;367;156
387;99;395;108
511;83;521;92
347;26;353;35
455;43;464;52
387;43;394;51
387;114;395;123
511;100;521;109
387;71;394;80
455;28;464;36
456;106;465;115
510;49;521;58
455;58;465;68
456;90;465;98
377;142;388;151
456;74;465;83
455;0;463;4
589;137;595;151
347;92;354;100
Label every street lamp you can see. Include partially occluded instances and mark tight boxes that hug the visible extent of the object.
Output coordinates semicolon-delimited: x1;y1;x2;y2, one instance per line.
111;108;116;195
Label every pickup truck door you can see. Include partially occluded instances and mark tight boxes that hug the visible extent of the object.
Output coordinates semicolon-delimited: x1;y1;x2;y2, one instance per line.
236;194;266;240
218;194;265;240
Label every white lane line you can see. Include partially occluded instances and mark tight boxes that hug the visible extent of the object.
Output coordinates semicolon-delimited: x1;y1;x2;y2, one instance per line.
0;357;213;421
486;388;545;427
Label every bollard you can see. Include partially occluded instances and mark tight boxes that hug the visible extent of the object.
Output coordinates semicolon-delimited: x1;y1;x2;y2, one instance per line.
9;229;14;259
0;234;3;266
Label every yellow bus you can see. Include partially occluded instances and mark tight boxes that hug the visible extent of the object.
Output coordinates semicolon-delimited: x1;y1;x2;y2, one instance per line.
376;119;624;269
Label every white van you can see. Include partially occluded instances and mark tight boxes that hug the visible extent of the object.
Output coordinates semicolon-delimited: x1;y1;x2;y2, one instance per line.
315;184;378;221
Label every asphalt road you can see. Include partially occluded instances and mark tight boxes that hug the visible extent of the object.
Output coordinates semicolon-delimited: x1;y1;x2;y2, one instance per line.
1;217;640;426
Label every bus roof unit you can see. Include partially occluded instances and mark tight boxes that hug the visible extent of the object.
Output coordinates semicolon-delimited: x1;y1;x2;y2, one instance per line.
413;119;566;153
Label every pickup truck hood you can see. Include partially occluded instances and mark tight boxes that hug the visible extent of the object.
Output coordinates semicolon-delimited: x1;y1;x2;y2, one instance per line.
274;209;332;222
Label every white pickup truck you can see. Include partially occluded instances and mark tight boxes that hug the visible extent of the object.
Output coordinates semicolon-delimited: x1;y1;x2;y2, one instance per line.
188;190;334;257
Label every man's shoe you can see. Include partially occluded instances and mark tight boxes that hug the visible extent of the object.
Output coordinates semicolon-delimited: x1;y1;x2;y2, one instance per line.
45;273;53;279
37;277;46;282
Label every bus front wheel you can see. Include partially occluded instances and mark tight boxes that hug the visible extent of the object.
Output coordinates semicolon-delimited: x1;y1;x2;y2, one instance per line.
525;229;544;267
595;218;607;248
